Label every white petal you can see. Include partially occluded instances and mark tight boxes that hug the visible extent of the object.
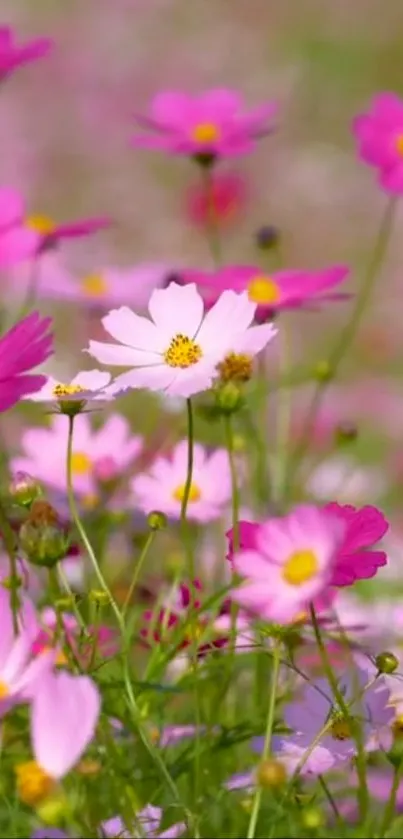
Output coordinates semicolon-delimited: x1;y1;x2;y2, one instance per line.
197;291;256;352
102;306;164;351
148;283;204;340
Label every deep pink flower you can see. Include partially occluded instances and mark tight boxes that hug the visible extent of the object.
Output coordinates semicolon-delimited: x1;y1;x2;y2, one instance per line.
325;502;389;586
0;311;53;412
0;26;52;80
133;89;277;161
353;92;403;192
26;213;110;254
185;171;248;229
183;264;350;318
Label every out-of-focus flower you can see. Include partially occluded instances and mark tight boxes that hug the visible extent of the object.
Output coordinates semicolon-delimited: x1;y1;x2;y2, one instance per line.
30;830;68;839
26;214;110;255
25;370;115;411
183;264;350;318
88;282;277;398
133;89;277;162
32;608;117;666
11;413;143;498
229;505;345;624
131;440;232;522
325;503;388;586
306;455;387;505
185;171;248;229
101;805;186;838
0;26;52;80
255;663;393;775
0;311;53;412
353;92;403;193
0;188;40;267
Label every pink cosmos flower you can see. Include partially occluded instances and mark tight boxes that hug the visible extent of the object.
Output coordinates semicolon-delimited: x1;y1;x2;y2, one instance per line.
0;311;53;411
133;88;277;161
32;608;118;666
131;440;232;522
183;264;350;318
11;413;143;498
230;505;345;625
325;502;388;586
185;171;248;229
25;370;115;409
31;670;100;778
87;282;277;398
101;806;186;839
352;92;403;193
0;26;52;80
0;188;40;268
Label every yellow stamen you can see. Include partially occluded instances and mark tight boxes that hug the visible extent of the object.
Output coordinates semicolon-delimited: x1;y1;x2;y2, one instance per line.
15;760;55;807
282;549;318;586
81;273;108;297
164;334;202;368
0;681;9;700
247;275;280;305
330;717;353;741
71;451;92;475
173;483;201;503
52;383;85;399
393;713;403;737
396;135;403;156
216;352;253;383
26;214;55;235
192;122;220;144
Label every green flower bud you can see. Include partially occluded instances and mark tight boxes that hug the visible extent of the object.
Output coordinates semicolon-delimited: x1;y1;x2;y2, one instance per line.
375;651;399;675
147;511;168;531
313;360;333;383
214;382;244;414
19;521;69;568
8;472;43;509
334;421;358;445
301;806;324;830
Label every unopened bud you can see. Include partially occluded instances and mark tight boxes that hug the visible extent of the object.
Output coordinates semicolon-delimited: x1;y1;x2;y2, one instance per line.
301;806;324;830
375;651;399;675
214;382;244;414
27;500;59;527
313;360;333;383
1;574;23;591
255;224;280;251
88;589;110;607
19;521;69;568
8;472;42;509
334;421;358;446
147;511;167;531
256;758;287;789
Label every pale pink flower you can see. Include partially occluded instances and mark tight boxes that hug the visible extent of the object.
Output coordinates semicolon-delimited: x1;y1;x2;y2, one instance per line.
31;670;100;778
11;413;143;498
131;440;232;522
87;282;277;398
0;188;39;268
25;370;115;408
231;505;346;624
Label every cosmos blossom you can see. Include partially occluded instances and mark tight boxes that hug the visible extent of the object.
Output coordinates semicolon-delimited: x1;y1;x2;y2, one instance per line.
0;26;52;80
25;369;115;410
353;92;403;192
0;311;53;411
101;805;186;839
87;282;277;398
133;88;277;161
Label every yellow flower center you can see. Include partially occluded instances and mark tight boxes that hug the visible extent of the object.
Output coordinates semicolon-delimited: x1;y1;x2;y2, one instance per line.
216;352;253;383
247;275;281;305
393;714;403;737
282;549;318;586
396;134;403;156
173;483;201;503
81;273;108;297
330;716;353;741
192;122;220;144
164;334;202;368
0;681;9;699
26;214;55;235
52;383;85;399
71;451;92;475
15;760;55;807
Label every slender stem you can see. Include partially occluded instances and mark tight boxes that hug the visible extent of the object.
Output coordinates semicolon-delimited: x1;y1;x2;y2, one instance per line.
272;319;291;508
247;643;281;839
201;165;222;267
0;501;20;634
318;774;343;826
122;531;155;617
286;196;397;493
378;763;402;838
224;415;240;551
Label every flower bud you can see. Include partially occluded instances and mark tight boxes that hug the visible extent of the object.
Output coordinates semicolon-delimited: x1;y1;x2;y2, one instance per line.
255;224;280;251
334;421;358;446
19;521;69;568
313;360;333;383
256;758;287;789
301;806;324;830
147;510;168;531
375;651;399;675
88;589;110;607
8;471;42;509
214;382;244;414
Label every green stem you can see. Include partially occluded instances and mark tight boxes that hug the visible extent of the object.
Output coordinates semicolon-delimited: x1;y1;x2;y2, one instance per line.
202;164;222;267
0;501;20;634
272;318;291;508
378;763;402;838
224;414;240;551
318;774;343;827
247;643;281;839
122;531;155;617
286;196;397;493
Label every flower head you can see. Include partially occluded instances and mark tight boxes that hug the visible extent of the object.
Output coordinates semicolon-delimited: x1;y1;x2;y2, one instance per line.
87;282;277;398
133;88;277;162
0;311;53;411
325;502;389;586
0;188;40;267
353;92;403;193
184;264;350;318
131;440;232;522
185;171;248;229
101;805;186;838
0;26;52;80
26;370;115;413
230;505;345;624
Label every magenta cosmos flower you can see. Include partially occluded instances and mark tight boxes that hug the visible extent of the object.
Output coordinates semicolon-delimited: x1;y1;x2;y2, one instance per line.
183;264;350;318
353;92;403;193
131;440;232;522
0;311;53;412
87;282;277;398
230;505;345;624
101;806;186;839
11;413;143;500
0;26;52;81
133;88;277;162
325;502;388;586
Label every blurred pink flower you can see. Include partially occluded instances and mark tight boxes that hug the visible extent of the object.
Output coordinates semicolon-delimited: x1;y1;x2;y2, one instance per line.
185;171;248;229
88;282;277;398
26;212;110;254
26;370;115;408
230;505;345;624
325;502;388;586
31;669;100;778
101;806;186;839
0;188;40;268
0;26;52;80
353;92;403;192
131;440;232;522
11;413;143;498
133;89;277;161
0;311;53;412
183;264;350;317
32;608;118;666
